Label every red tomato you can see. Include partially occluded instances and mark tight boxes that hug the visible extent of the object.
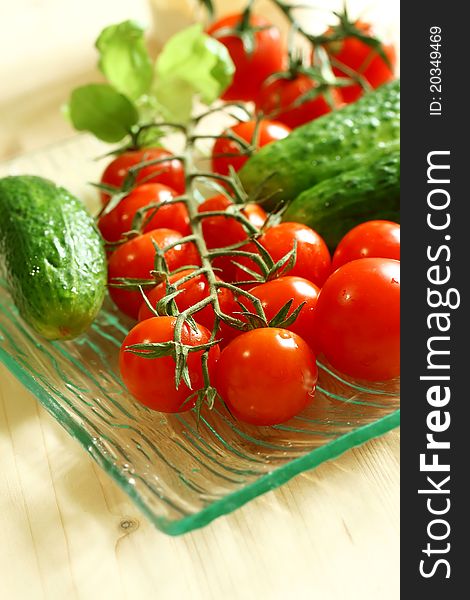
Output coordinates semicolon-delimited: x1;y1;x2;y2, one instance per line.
256;74;343;129
108;229;200;319
199;195;266;248
325;21;396;104
312;258;400;381
138;268;239;343
234;222;332;288
332;220;400;270
100;148;185;203
246;277;320;349
207;14;286;103
212;120;291;176
198;195;267;282
98;183;190;243
120;316;220;413
215;328;318;425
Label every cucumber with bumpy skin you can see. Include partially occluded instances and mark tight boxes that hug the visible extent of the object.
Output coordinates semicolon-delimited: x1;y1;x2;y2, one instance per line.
0;175;107;340
283;147;400;251
239;80;400;208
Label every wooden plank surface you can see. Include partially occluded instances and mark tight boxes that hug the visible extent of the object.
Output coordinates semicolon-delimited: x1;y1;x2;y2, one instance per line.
0;1;400;598
1;362;400;600
0;132;400;599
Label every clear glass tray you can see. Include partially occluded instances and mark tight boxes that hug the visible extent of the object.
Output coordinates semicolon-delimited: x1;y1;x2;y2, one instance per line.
0;137;400;535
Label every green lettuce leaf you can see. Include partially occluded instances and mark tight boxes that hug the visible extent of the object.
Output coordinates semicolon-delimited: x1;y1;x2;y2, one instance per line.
152;24;234;122
68;84;139;142
96;20;153;101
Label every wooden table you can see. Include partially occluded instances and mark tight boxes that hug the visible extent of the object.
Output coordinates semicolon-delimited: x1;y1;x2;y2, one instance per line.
0;2;400;598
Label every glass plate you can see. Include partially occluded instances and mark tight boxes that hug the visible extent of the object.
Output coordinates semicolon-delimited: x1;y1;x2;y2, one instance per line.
0;136;400;535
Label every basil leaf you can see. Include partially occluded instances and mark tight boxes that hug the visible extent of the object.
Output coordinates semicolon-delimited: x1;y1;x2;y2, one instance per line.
96;20;153;100
68;84;138;143
153;24;234;122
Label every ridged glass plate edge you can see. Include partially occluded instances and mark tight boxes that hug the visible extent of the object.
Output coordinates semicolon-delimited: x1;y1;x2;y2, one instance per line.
0;344;399;535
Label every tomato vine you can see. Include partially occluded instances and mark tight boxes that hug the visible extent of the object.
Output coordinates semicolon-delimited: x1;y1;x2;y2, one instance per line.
108;109;299;413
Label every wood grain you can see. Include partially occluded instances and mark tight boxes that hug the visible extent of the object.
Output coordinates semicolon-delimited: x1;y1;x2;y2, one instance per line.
0;363;399;600
0;1;399;597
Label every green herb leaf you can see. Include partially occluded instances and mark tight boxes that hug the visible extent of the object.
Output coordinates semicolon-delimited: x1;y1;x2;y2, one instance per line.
96;20;153;101
68;84;138;142
152;24;235;122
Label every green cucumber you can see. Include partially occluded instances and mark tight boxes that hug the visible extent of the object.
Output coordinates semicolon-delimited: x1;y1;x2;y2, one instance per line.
0;175;107;340
283;147;400;250
239;80;400;207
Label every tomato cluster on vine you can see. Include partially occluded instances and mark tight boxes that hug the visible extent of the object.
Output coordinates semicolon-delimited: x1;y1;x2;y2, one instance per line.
206;9;396;131
98;142;400;426
95;6;399;426
205;8;396;176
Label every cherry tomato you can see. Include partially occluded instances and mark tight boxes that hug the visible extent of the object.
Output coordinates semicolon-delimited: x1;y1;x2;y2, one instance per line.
215;328;318;425
256;74;343;129
332;220;400;270
100;148;185;203
246;277;320;349
207;14;286;103
98;183;190;243
108;229;200;319
325;21;396;104
234;222;332;288
138;268;239;343
120;316;220;413
198;195;267;282
199;195;266;247
212;120;291;176
312;258;400;381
